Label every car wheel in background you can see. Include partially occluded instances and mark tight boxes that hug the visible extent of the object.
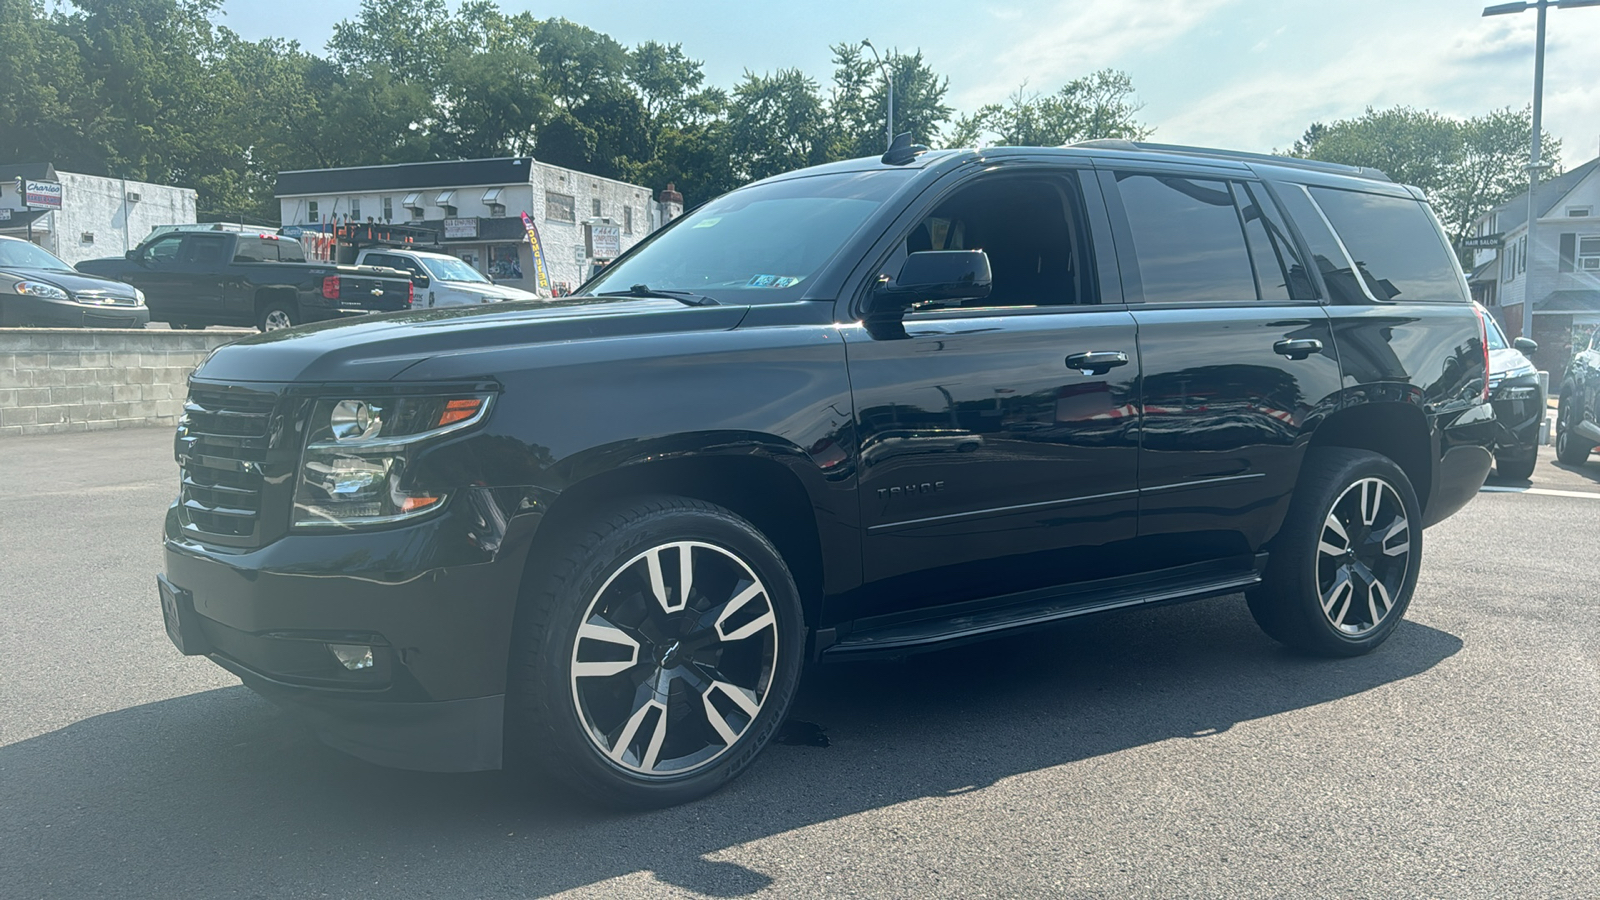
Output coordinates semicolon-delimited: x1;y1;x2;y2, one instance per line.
505;496;804;809
1247;447;1422;658
257;303;296;332
1555;397;1592;466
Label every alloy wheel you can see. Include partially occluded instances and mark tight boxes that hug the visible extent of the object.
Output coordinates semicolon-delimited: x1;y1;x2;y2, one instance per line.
1314;477;1411;636
569;540;779;776
262;310;293;331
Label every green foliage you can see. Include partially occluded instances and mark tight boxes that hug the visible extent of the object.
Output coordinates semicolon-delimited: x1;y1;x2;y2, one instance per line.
1291;105;1561;252
2;2;1159;219
948;69;1152;148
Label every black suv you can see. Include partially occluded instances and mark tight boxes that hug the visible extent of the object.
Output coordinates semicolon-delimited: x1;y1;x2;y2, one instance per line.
159;140;1496;808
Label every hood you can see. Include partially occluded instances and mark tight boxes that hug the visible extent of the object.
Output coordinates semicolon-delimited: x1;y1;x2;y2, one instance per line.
1;266;140;300
194;296;750;383
1488;347;1535;378
439;280;539;301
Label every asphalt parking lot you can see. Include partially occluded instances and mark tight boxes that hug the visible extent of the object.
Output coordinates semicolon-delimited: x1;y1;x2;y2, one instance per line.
2;429;1596;899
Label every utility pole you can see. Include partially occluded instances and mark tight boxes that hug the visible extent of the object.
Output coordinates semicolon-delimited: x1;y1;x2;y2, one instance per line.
1483;0;1600;337
861;39;894;152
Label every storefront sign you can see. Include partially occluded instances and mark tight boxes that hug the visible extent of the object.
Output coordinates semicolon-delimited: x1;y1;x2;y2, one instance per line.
23;180;63;210
1460;233;1503;250
587;222;622;259
443;217;479;239
0;208;11;221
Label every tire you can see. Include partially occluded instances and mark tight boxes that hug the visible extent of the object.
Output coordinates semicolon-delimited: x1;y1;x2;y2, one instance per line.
1247;447;1422;657
257;302;296;332
1555;396;1592;466
1494;451;1537;481
505;496;805;809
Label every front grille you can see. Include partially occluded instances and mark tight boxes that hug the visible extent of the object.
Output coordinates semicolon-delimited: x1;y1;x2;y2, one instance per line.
73;289;138;306
176;384;286;548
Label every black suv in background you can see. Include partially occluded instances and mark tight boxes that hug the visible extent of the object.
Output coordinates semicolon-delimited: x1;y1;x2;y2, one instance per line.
158;140;1496;808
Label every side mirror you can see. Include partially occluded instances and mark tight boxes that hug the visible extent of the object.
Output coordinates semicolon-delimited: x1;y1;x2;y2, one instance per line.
124;250;136;260
870;250;992;317
412;274;431;290
1513;336;1538;355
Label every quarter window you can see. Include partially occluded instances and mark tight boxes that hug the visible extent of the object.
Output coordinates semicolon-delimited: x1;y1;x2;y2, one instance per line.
1234;182;1316;302
546;192;576;223
1115;172;1258;304
1308;187;1465;303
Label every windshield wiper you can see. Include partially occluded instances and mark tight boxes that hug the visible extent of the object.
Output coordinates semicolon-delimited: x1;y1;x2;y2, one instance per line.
596;284;720;306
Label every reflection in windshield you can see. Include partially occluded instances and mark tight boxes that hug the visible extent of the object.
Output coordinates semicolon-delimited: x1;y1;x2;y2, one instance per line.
0;240;72;271
585;170;911;302
421;257;491;284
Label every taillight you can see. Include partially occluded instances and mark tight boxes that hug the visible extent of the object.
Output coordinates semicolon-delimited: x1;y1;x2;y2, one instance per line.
1473;304;1491;402
321;276;340;300
407;281;414;307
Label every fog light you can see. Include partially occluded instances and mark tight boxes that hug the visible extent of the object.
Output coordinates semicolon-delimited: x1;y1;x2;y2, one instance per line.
328;643;374;671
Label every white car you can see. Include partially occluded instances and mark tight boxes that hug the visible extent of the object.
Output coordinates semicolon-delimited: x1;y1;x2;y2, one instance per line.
353;248;540;307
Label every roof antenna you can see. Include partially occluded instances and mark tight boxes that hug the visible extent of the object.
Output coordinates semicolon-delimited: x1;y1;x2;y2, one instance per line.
882;132;929;166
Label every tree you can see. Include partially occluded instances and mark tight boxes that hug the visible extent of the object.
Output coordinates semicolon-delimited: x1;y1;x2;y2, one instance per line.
726;69;830;183
948;69;1151;148
1291;105;1560;252
827;43;953;158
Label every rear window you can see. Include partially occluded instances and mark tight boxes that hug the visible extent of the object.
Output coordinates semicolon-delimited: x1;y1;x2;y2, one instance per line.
1307;187;1465;304
234;236;306;262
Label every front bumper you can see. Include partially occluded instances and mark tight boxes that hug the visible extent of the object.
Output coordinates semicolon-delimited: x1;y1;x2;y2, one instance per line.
1;293;149;328
161;495;534;771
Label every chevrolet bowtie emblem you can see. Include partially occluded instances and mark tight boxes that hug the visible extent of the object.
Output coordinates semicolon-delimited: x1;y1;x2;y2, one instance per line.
370;288;384;296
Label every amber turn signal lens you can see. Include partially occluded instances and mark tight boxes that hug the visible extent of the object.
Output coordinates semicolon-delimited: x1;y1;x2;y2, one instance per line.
437;398;482;426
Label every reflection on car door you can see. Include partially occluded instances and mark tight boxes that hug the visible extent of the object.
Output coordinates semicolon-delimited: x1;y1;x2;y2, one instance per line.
843;168;1142;619
172;235;231;324
1101;168;1342;560
127;234;186;321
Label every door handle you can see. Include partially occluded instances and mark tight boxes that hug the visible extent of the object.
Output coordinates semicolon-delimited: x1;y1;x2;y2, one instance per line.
1273;338;1323;360
1065;350;1130;375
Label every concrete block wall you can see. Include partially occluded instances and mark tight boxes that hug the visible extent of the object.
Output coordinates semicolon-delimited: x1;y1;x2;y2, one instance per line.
0;329;244;436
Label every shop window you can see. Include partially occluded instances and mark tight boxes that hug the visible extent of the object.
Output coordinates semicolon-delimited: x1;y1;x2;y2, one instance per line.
592;198;602;218
547;192;576;223
307;200;319;222
489;244;524;280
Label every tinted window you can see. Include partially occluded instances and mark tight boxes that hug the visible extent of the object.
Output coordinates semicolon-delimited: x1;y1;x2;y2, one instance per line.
186;236;227;264
1270;183;1365;303
1115;172;1258;304
233;238;273;262
277;239;305;262
146;235;184;261
1234;182;1316;302
1308;187;1465;303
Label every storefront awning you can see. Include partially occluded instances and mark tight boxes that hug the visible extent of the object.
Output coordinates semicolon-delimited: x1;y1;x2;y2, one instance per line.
482;187;503;204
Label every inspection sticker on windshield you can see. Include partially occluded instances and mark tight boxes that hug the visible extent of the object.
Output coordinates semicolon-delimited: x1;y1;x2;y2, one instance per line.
748;275;801;288
692;217;722;228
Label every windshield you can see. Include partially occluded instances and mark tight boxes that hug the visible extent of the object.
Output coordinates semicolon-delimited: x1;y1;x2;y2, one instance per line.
0;240;71;271
420;256;491;284
584;170;912;301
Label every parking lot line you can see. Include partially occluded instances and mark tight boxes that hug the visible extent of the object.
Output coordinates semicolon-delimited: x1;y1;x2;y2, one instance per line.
1479;485;1600;499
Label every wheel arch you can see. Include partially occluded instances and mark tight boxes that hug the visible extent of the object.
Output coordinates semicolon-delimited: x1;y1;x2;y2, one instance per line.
517;440;842;631
253;286;299;321
1307;399;1434;515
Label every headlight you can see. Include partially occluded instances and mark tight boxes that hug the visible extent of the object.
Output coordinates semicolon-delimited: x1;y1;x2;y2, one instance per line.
293;393;492;528
14;281;69;301
134;288;146;305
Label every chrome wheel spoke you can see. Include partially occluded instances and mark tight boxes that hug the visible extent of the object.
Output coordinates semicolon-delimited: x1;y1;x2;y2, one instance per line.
570;538;779;777
1380;516;1410;557
572;617;641;679
1318;512;1350;558
1359;479;1381;526
1323;567;1354;627
1368;578;1393;627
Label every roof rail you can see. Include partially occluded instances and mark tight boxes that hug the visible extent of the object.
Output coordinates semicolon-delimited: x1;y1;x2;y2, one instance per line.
1068;139;1392;183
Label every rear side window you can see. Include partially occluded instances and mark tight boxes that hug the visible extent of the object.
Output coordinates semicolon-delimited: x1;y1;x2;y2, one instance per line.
1269;184;1367;304
276;239;306;262
1308;187;1466;303
1114;172;1258;304
1234;182;1316;302
233;238;273;262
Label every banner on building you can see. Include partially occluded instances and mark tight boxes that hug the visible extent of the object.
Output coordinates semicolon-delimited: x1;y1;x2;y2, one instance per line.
23;180;62;210
520;211;551;292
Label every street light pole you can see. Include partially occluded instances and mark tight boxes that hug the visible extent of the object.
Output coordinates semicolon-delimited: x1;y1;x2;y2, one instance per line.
861;39;894;151
1483;0;1600;337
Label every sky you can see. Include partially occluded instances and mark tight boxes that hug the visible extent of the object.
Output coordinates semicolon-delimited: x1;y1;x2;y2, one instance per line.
219;0;1600;169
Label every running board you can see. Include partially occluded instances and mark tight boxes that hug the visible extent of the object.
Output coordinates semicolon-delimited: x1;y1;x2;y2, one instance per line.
820;556;1266;660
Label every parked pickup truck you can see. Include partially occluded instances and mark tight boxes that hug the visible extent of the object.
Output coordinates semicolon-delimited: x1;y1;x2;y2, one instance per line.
158;139;1497;809
77;229;416;331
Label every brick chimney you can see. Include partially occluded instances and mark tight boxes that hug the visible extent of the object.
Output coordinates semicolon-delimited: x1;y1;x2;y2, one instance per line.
657;182;684;223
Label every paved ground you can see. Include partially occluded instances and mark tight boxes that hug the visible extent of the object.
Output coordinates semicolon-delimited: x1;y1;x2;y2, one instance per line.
2;429;1596;899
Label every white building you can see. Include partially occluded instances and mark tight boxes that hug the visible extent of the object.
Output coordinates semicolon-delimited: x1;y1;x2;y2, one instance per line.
275;157;683;296
1468;156;1600;383
0;163;198;264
